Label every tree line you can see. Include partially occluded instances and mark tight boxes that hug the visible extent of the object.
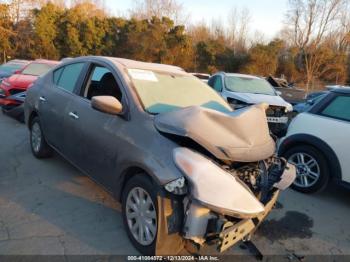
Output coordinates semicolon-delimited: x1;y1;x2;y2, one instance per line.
0;0;350;91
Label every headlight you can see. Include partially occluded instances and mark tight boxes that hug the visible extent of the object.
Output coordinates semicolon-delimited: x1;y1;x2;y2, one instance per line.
227;98;249;109
164;177;187;195
2;80;11;87
173;147;265;218
285;103;293;112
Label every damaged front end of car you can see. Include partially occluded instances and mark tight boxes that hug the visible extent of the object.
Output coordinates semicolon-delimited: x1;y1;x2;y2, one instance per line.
154;103;296;254
173;148;295;253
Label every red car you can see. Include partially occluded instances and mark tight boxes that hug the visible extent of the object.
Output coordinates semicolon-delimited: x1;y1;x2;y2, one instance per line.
0;59;59;108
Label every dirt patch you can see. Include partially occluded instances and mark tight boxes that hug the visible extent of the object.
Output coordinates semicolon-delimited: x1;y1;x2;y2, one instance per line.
257;211;313;242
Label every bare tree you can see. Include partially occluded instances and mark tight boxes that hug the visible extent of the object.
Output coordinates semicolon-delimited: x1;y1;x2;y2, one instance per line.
130;0;188;24
187;20;211;44
4;0;33;23
334;2;350;51
210;18;225;41
2;0;62;23
70;0;107;18
250;30;268;46
285;0;348;90
227;7;251;53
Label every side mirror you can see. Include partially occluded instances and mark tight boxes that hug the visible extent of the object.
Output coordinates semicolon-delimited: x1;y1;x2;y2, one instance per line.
91;96;123;115
276;90;282;96
306;99;314;105
14;70;22;74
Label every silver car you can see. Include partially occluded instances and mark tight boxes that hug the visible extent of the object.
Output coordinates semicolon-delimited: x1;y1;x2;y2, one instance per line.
24;56;295;255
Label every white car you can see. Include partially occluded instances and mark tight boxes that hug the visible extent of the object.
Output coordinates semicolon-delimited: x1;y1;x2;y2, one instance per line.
208;72;293;136
279;89;350;193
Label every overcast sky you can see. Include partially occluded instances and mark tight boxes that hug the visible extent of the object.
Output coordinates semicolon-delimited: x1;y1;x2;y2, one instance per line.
106;0;289;38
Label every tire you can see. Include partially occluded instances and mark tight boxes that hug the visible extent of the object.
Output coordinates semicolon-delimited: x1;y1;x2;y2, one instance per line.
122;175;158;255
29;116;53;158
284;145;330;193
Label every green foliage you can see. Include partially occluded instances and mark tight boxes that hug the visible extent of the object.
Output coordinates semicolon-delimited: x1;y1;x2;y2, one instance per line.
0;1;348;87
33;3;62;59
0;4;14;60
243;39;285;76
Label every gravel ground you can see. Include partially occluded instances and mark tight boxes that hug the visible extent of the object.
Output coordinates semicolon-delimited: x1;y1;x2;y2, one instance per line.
0;112;349;260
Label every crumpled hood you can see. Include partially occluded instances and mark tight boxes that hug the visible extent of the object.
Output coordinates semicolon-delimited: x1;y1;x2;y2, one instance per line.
155;104;276;162
226;92;292;111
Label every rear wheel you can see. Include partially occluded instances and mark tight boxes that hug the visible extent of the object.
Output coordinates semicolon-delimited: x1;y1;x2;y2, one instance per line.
122;175;158;255
30;117;53;158
284;145;330;193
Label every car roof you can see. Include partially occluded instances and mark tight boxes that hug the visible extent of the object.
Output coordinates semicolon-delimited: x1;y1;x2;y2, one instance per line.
30;59;60;65
7;59;30;64
330;88;350;95
63;56;187;76
109;57;186;74
68;56;186;75
215;72;262;80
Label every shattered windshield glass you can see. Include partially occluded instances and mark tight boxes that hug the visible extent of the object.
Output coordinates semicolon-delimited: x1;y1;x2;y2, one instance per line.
129;69;232;114
225;76;276;96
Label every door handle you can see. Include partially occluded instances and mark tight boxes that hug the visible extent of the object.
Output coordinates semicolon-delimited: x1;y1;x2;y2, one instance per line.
39;96;46;102
68;112;79;120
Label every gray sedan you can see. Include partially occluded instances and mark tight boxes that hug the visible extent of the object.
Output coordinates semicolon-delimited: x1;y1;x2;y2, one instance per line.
24;56;295;255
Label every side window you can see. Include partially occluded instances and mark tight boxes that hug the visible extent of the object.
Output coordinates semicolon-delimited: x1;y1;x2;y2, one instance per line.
83;65;122;101
321;95;350;122
213;76;223;92
208;76;216;88
54;63;85;92
91;67;110;81
53;67;64;85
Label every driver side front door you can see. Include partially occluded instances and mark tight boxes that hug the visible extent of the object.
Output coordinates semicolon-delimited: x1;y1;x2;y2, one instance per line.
62;63;129;190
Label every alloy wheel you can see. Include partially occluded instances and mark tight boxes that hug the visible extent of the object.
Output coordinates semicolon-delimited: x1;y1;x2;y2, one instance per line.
125;187;157;246
288;152;321;188
31;122;42;153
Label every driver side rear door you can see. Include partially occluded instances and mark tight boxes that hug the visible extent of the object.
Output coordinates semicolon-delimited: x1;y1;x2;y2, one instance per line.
39;62;86;151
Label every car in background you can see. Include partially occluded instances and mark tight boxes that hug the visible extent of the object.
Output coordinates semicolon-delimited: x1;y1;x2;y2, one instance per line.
208;72;293;137
190;73;210;83
279;88;350;193
1;91;26;122
0;60;30;83
326;85;350;90
0;59;59;109
267;76;307;105
293;91;328;114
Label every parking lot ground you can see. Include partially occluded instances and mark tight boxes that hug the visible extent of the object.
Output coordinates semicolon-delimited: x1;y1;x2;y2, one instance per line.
0;112;350;258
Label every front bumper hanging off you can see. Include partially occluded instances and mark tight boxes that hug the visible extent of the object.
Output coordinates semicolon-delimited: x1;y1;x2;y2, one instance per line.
218;191;279;252
154;191;280;255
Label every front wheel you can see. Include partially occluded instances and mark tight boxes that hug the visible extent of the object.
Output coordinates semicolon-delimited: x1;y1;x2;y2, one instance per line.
122;175;158;255
30;117;53;158
284;145;330;193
